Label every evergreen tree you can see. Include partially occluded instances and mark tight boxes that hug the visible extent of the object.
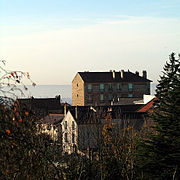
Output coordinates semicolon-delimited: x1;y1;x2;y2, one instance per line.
136;53;180;179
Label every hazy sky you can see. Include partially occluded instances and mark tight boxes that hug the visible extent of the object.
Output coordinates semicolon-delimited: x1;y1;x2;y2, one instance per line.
0;0;180;85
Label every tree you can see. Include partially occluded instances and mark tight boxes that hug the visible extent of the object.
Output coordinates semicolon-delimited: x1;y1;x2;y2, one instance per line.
136;53;180;179
0;61;62;179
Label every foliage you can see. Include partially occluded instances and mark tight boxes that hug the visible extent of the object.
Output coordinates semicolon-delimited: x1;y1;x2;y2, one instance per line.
0;60;36;98
100;113;138;180
0;97;62;179
0;62;61;179
136;53;180;179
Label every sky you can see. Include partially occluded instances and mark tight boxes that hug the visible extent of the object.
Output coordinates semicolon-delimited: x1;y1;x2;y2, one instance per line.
0;0;180;85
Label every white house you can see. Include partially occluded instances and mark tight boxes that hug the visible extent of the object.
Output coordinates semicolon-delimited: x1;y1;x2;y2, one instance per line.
38;114;64;142
61;111;78;154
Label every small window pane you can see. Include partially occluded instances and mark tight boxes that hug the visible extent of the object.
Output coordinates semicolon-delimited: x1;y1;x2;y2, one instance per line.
128;83;133;91
65;121;67;129
100;94;104;101
72;121;75;130
100;84;104;91
87;94;93;103
117;83;122;90
108;84;113;91
72;133;75;144
65;133;68;142
88;84;92;92
108;94;113;101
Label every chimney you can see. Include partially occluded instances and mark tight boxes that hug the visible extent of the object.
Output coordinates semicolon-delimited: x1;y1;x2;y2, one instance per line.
142;70;147;79
121;70;124;79
135;71;139;76
75;106;78;119
112;70;115;79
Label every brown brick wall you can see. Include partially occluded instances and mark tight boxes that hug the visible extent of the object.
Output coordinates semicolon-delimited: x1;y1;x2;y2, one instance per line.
84;82;150;106
72;73;151;106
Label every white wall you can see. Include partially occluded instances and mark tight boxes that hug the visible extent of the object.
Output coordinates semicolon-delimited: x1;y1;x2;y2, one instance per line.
61;111;78;154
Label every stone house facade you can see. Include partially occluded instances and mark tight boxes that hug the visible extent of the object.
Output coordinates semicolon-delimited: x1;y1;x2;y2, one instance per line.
72;70;152;106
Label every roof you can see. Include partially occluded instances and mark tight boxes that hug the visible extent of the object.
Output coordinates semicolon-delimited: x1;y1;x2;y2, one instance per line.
66;104;143;124
39;114;64;125
78;71;152;83
137;98;157;112
18;96;63;113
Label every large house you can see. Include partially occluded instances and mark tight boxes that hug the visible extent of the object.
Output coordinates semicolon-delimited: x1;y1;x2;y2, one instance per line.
61;105;145;154
72;70;152;106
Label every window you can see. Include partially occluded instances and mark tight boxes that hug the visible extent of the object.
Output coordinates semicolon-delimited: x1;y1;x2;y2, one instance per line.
72;133;75;144
64;121;67;130
100;84;104;92
87;94;93;103
88;84;92;92
100;94;104;102
72;121;75;130
108;94;113;101
128;94;133;97
117;83;122;91
128;83;133;91
108;84;113;91
65;133;68;142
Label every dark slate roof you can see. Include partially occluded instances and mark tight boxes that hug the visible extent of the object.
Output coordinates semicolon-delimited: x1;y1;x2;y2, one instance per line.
39;114;64;125
66;104;143;125
18;96;64;115
78;71;152;83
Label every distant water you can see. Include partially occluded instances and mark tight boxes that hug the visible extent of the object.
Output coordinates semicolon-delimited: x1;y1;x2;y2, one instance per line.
15;83;157;105
17;85;72;104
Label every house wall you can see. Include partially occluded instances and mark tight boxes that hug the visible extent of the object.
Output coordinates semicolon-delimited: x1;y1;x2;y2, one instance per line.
77;115;144;151
78;124;103;151
72;73;85;106
83;82;150;106
61;111;78;154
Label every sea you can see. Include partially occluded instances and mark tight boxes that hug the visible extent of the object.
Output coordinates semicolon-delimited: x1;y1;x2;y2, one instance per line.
12;83;157;105
16;85;72;104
